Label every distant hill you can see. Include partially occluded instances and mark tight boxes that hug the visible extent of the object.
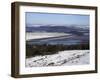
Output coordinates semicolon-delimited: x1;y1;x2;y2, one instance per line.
26;25;89;36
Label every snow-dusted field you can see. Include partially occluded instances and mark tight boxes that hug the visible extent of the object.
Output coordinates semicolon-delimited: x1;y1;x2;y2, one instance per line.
26;32;70;40
26;50;89;67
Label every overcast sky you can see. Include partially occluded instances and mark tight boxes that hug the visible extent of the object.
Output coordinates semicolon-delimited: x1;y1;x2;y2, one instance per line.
26;12;89;26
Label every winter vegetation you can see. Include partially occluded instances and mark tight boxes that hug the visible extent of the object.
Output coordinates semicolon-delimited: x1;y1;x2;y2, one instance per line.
26;43;89;58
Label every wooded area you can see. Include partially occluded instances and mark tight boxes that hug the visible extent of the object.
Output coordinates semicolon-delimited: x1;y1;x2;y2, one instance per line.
26;43;89;58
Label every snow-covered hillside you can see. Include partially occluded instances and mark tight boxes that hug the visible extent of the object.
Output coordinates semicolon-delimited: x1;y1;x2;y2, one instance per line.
26;50;89;67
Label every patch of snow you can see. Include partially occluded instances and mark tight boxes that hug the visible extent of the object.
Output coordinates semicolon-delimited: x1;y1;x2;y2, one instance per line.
26;50;89;67
26;32;70;40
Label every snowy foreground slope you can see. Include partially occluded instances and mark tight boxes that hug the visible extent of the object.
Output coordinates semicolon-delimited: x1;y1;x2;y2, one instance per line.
26;50;89;67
